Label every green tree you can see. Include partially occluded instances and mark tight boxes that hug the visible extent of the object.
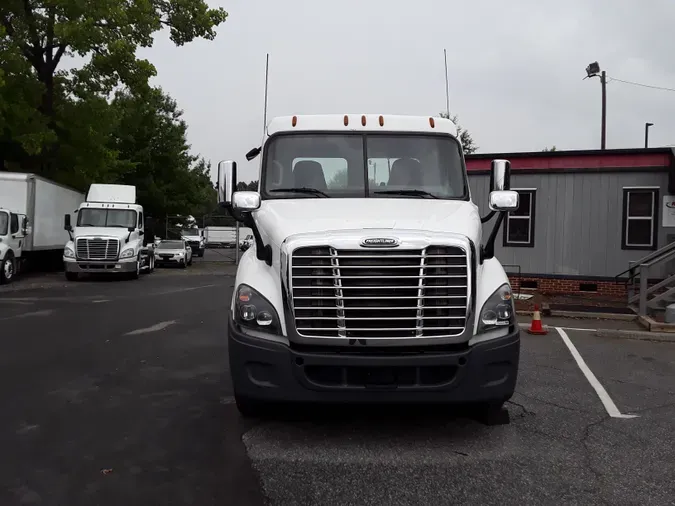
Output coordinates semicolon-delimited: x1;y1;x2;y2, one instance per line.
109;87;216;219
0;0;227;173
438;111;478;154
542;145;557;152
237;180;259;191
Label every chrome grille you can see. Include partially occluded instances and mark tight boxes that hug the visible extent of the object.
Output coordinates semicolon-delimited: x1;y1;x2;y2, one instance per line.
76;238;120;260
291;246;468;339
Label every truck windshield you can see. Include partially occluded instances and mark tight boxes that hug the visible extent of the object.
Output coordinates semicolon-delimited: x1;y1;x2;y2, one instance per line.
261;133;467;200
77;208;137;228
0;212;7;236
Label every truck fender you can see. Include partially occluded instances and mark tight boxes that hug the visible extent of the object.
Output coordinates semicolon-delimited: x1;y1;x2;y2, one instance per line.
231;249;288;335
473;257;511;335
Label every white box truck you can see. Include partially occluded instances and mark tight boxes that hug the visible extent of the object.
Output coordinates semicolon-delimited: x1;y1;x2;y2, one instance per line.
62;183;155;280
217;114;521;423
0;172;85;284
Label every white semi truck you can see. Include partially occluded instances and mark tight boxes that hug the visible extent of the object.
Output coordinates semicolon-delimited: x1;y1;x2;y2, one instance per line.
217;113;521;422
0;172;85;284
62;183;155;280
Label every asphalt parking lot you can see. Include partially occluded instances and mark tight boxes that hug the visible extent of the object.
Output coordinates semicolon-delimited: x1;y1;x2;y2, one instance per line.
1;256;674;505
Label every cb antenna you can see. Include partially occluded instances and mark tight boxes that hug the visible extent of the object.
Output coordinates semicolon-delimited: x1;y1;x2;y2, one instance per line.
443;48;450;118
262;53;269;139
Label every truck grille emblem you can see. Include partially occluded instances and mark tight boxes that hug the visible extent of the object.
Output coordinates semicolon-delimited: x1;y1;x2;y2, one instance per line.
360;237;400;248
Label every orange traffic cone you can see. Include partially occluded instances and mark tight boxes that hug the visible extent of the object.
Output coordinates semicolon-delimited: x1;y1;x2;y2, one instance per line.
526;304;548;335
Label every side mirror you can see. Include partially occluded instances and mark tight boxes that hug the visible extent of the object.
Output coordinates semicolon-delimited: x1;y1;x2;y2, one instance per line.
232;191;261;212
64;214;71;231
489;190;519;212
138;230;144;236
217;160;237;207
489;159;511;192
127;226;135;232
22;217;28;234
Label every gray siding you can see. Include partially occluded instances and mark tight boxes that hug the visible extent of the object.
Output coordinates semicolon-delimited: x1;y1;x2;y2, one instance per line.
468;170;672;278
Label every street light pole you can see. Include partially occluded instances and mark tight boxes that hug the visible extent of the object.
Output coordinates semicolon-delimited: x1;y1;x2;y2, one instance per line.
645;122;654;148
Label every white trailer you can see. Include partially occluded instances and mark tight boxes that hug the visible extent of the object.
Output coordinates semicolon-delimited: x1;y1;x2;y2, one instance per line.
204;226;236;248
0;172;85;283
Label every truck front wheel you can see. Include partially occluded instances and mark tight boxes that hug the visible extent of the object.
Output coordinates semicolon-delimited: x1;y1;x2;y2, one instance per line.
65;271;79;281
0;253;15;284
130;255;141;280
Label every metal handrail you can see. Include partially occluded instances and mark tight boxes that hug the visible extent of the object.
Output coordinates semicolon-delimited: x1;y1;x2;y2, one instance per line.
615;241;675;281
619;242;675;317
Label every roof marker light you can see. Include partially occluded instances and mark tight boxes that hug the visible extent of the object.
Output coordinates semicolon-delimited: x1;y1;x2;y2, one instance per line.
379;115;384;127
344;115;349;126
292;116;297;127
361;115;367;126
429;117;435;128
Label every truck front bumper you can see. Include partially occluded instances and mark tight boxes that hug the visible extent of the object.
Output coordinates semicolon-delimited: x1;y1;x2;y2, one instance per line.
63;259;137;273
228;317;520;405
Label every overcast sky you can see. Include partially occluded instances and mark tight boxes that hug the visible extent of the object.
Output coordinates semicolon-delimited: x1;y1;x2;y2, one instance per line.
136;0;675;183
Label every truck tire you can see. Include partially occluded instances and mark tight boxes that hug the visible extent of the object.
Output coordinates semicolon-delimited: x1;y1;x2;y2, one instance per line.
130;255;141;280
180;259;187;269
0;253;15;284
198;249;204;258
65;271;79;281
147;255;155;273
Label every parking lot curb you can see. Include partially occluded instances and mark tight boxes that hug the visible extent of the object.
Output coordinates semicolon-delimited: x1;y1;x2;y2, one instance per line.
517;323;675;343
516;309;637;322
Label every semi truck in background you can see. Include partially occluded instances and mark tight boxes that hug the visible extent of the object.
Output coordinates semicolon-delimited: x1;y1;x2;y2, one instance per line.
62;183;155;280
181;228;206;257
0;172;85;284
217;113;521;423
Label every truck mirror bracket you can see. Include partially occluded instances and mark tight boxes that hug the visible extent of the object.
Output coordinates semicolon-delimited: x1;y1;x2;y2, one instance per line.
242;213;272;266
481;212;506;263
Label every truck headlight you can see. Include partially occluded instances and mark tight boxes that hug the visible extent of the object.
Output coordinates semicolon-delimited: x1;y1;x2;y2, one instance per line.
64;246;75;258
235;284;281;334
120;248;135;259
477;283;515;334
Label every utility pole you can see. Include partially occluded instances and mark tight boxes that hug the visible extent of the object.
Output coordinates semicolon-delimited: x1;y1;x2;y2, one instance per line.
600;70;607;150
645;122;654;148
585;62;607;150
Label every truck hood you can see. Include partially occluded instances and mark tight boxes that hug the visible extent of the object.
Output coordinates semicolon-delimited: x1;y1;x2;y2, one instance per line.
73;227;131;241
255;198;482;247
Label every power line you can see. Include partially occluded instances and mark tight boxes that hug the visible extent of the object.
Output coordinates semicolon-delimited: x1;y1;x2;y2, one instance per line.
608;76;675;93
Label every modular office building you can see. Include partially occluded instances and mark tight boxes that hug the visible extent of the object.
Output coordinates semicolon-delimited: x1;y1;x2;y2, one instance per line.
465;148;675;296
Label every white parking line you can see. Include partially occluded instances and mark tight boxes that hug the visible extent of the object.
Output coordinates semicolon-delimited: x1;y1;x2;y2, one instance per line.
0;309;53;321
124;320;177;336
556;327;638;419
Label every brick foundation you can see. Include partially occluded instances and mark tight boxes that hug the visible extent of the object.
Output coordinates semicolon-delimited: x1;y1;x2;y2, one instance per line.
508;276;627;297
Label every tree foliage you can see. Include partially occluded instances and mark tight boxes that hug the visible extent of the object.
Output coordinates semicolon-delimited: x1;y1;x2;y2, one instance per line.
438;111;478;154
0;0;226;217
542;145;557;152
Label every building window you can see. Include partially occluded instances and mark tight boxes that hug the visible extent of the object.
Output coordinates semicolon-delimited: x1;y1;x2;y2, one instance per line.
622;188;659;250
503;189;536;248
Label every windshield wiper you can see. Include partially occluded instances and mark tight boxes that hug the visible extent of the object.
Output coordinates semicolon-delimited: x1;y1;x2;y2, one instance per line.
269;187;329;198
374;189;439;199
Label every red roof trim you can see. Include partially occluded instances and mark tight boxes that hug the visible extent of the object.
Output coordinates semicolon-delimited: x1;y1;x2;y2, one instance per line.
465;152;671;172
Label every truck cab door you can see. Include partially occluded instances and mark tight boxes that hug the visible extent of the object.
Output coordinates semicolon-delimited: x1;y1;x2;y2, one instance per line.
8;213;24;258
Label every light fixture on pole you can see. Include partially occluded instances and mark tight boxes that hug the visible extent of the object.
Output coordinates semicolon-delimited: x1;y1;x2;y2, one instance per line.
645;122;654;148
584;61;607;150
